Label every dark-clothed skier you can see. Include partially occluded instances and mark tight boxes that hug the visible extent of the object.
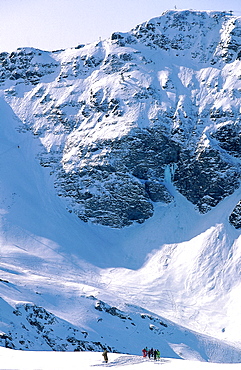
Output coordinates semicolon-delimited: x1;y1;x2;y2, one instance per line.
154;349;157;360
102;350;108;363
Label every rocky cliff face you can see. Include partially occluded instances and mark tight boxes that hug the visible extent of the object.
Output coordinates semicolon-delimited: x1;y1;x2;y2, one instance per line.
1;9;241;227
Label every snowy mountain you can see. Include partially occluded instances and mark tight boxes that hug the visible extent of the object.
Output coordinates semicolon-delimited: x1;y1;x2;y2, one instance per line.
0;9;241;362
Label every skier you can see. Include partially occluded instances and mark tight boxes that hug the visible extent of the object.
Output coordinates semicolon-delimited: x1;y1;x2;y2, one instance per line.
153;349;157;360
102;350;108;363
142;347;147;357
156;349;161;360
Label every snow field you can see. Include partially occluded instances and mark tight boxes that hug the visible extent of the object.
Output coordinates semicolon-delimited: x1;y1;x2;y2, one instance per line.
1;348;241;370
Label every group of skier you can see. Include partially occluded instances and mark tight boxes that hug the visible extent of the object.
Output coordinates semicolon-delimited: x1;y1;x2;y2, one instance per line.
142;347;161;360
102;347;161;364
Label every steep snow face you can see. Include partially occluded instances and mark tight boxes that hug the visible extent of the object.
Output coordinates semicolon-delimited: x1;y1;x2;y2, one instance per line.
1;10;241;227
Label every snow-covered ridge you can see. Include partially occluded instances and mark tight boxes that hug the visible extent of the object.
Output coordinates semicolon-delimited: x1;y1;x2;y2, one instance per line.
1;10;240;227
1;295;241;362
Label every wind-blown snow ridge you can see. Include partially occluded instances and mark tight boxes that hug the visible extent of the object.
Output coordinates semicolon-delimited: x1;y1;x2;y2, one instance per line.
0;9;241;362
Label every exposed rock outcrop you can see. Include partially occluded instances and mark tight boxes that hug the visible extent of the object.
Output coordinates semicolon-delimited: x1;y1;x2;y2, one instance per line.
0;303;114;352
229;201;241;229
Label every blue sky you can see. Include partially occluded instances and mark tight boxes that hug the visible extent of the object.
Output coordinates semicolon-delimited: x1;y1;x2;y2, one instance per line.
0;0;240;53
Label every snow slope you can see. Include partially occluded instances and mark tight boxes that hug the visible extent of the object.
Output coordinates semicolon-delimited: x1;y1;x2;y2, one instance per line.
0;89;241;361
0;9;241;363
1;348;241;370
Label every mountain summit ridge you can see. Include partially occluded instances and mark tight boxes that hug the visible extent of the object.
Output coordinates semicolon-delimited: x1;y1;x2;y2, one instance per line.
1;9;241;228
